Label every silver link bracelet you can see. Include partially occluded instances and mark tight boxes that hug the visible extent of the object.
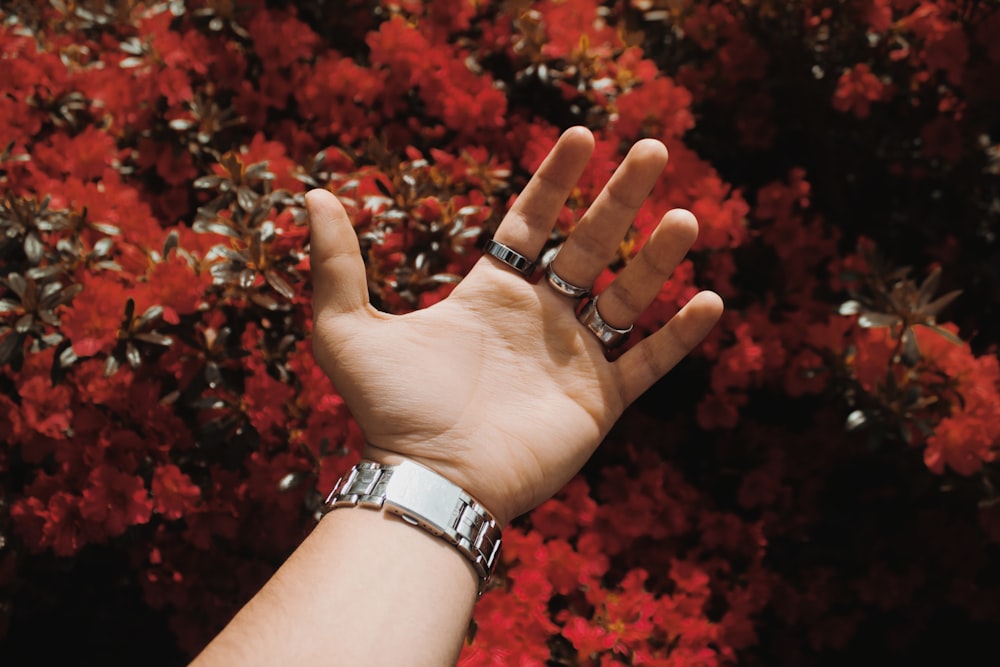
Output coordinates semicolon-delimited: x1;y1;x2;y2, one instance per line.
322;460;503;594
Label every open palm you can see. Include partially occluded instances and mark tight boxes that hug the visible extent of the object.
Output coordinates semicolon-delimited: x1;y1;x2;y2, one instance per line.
307;128;722;526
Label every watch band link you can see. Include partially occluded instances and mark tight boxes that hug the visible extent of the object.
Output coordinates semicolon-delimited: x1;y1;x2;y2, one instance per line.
322;460;502;590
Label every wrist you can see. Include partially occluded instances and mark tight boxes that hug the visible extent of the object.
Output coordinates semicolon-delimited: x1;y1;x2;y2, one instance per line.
362;442;516;527
323;458;504;592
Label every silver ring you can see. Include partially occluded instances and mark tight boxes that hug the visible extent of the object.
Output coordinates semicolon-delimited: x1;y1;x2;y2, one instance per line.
483;239;535;276
577;295;633;348
543;248;591;298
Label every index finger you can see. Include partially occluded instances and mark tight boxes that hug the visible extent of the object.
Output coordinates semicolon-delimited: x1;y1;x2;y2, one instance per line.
486;126;595;268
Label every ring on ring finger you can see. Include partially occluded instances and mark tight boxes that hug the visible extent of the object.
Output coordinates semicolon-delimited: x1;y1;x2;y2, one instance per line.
578;294;633;349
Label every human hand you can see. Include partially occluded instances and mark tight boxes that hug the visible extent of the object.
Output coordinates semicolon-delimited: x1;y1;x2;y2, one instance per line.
306;127;723;527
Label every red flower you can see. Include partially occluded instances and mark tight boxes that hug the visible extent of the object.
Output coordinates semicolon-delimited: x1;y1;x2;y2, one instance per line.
544;538;609;595
565;569;659;660
423;0;479;36
832;64;887;118
79;465;153;538
464;562;555;665
60;272;129;357
529;476;596;540
137;252;209;324
9;497;48;553
923;377;1000;476
686;175;750;251
17;374;72;440
294;54;387;145
0;393;22;442
711;322;766;394
614;76;694;141
738;463;785;510
367;16;433;91
595;464;690;553
784;348;828;397
922;22;968;85
42;492;90;557
12;489;91;557
248;8;319;71
34;170;161;250
31;125;117;181
755;169;811;222
183;502;241;552
562;614;617;659
537;0;621;60
152;465;202;520
366;16;507;137
864;0;894;32
920;115;964;163
135;136;198;187
241;348;295;440
696;392;744;430
241;133;300;192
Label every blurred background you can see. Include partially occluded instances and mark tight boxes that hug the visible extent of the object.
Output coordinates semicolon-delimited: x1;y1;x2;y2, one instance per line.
1;0;998;664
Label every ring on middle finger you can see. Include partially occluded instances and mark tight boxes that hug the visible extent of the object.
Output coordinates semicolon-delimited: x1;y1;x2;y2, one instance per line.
544;249;591;299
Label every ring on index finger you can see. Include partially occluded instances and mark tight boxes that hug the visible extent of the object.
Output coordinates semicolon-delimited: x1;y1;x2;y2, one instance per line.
483;239;535;277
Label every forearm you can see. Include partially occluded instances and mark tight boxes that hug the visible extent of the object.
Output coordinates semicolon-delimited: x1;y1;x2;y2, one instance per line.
191;130;722;666
191;507;478;667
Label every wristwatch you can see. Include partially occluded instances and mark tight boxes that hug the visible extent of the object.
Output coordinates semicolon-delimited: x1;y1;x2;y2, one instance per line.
321;460;503;593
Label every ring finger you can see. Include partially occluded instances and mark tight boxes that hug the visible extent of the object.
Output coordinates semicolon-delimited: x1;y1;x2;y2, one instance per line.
593;208;699;330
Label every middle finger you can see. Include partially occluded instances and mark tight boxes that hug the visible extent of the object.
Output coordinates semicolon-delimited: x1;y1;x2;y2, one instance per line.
547;139;669;294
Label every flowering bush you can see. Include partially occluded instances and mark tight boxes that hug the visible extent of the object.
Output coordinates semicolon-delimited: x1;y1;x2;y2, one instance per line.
1;0;998;664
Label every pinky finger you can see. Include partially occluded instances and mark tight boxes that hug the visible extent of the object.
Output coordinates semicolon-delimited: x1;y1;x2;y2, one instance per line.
614;291;724;406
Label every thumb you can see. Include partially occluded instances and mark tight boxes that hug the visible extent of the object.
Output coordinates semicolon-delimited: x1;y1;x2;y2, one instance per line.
306;189;370;317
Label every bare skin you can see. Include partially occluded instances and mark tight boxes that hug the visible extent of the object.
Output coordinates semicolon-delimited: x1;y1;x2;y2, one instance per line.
191;127;723;666
309;126;723;526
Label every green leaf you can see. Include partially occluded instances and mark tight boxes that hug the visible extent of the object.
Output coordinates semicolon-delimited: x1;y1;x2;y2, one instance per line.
838;300;862;316
59;345;78;368
858;312;900;328
14;313;33;334
136;305;164;328
916;266;942;307
901;327;920;366
134;332;173;347
921;289;962;318
845;410;868;431
0;331;21;364
90;222;121;235
126;342;142;369
264;270;296;300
